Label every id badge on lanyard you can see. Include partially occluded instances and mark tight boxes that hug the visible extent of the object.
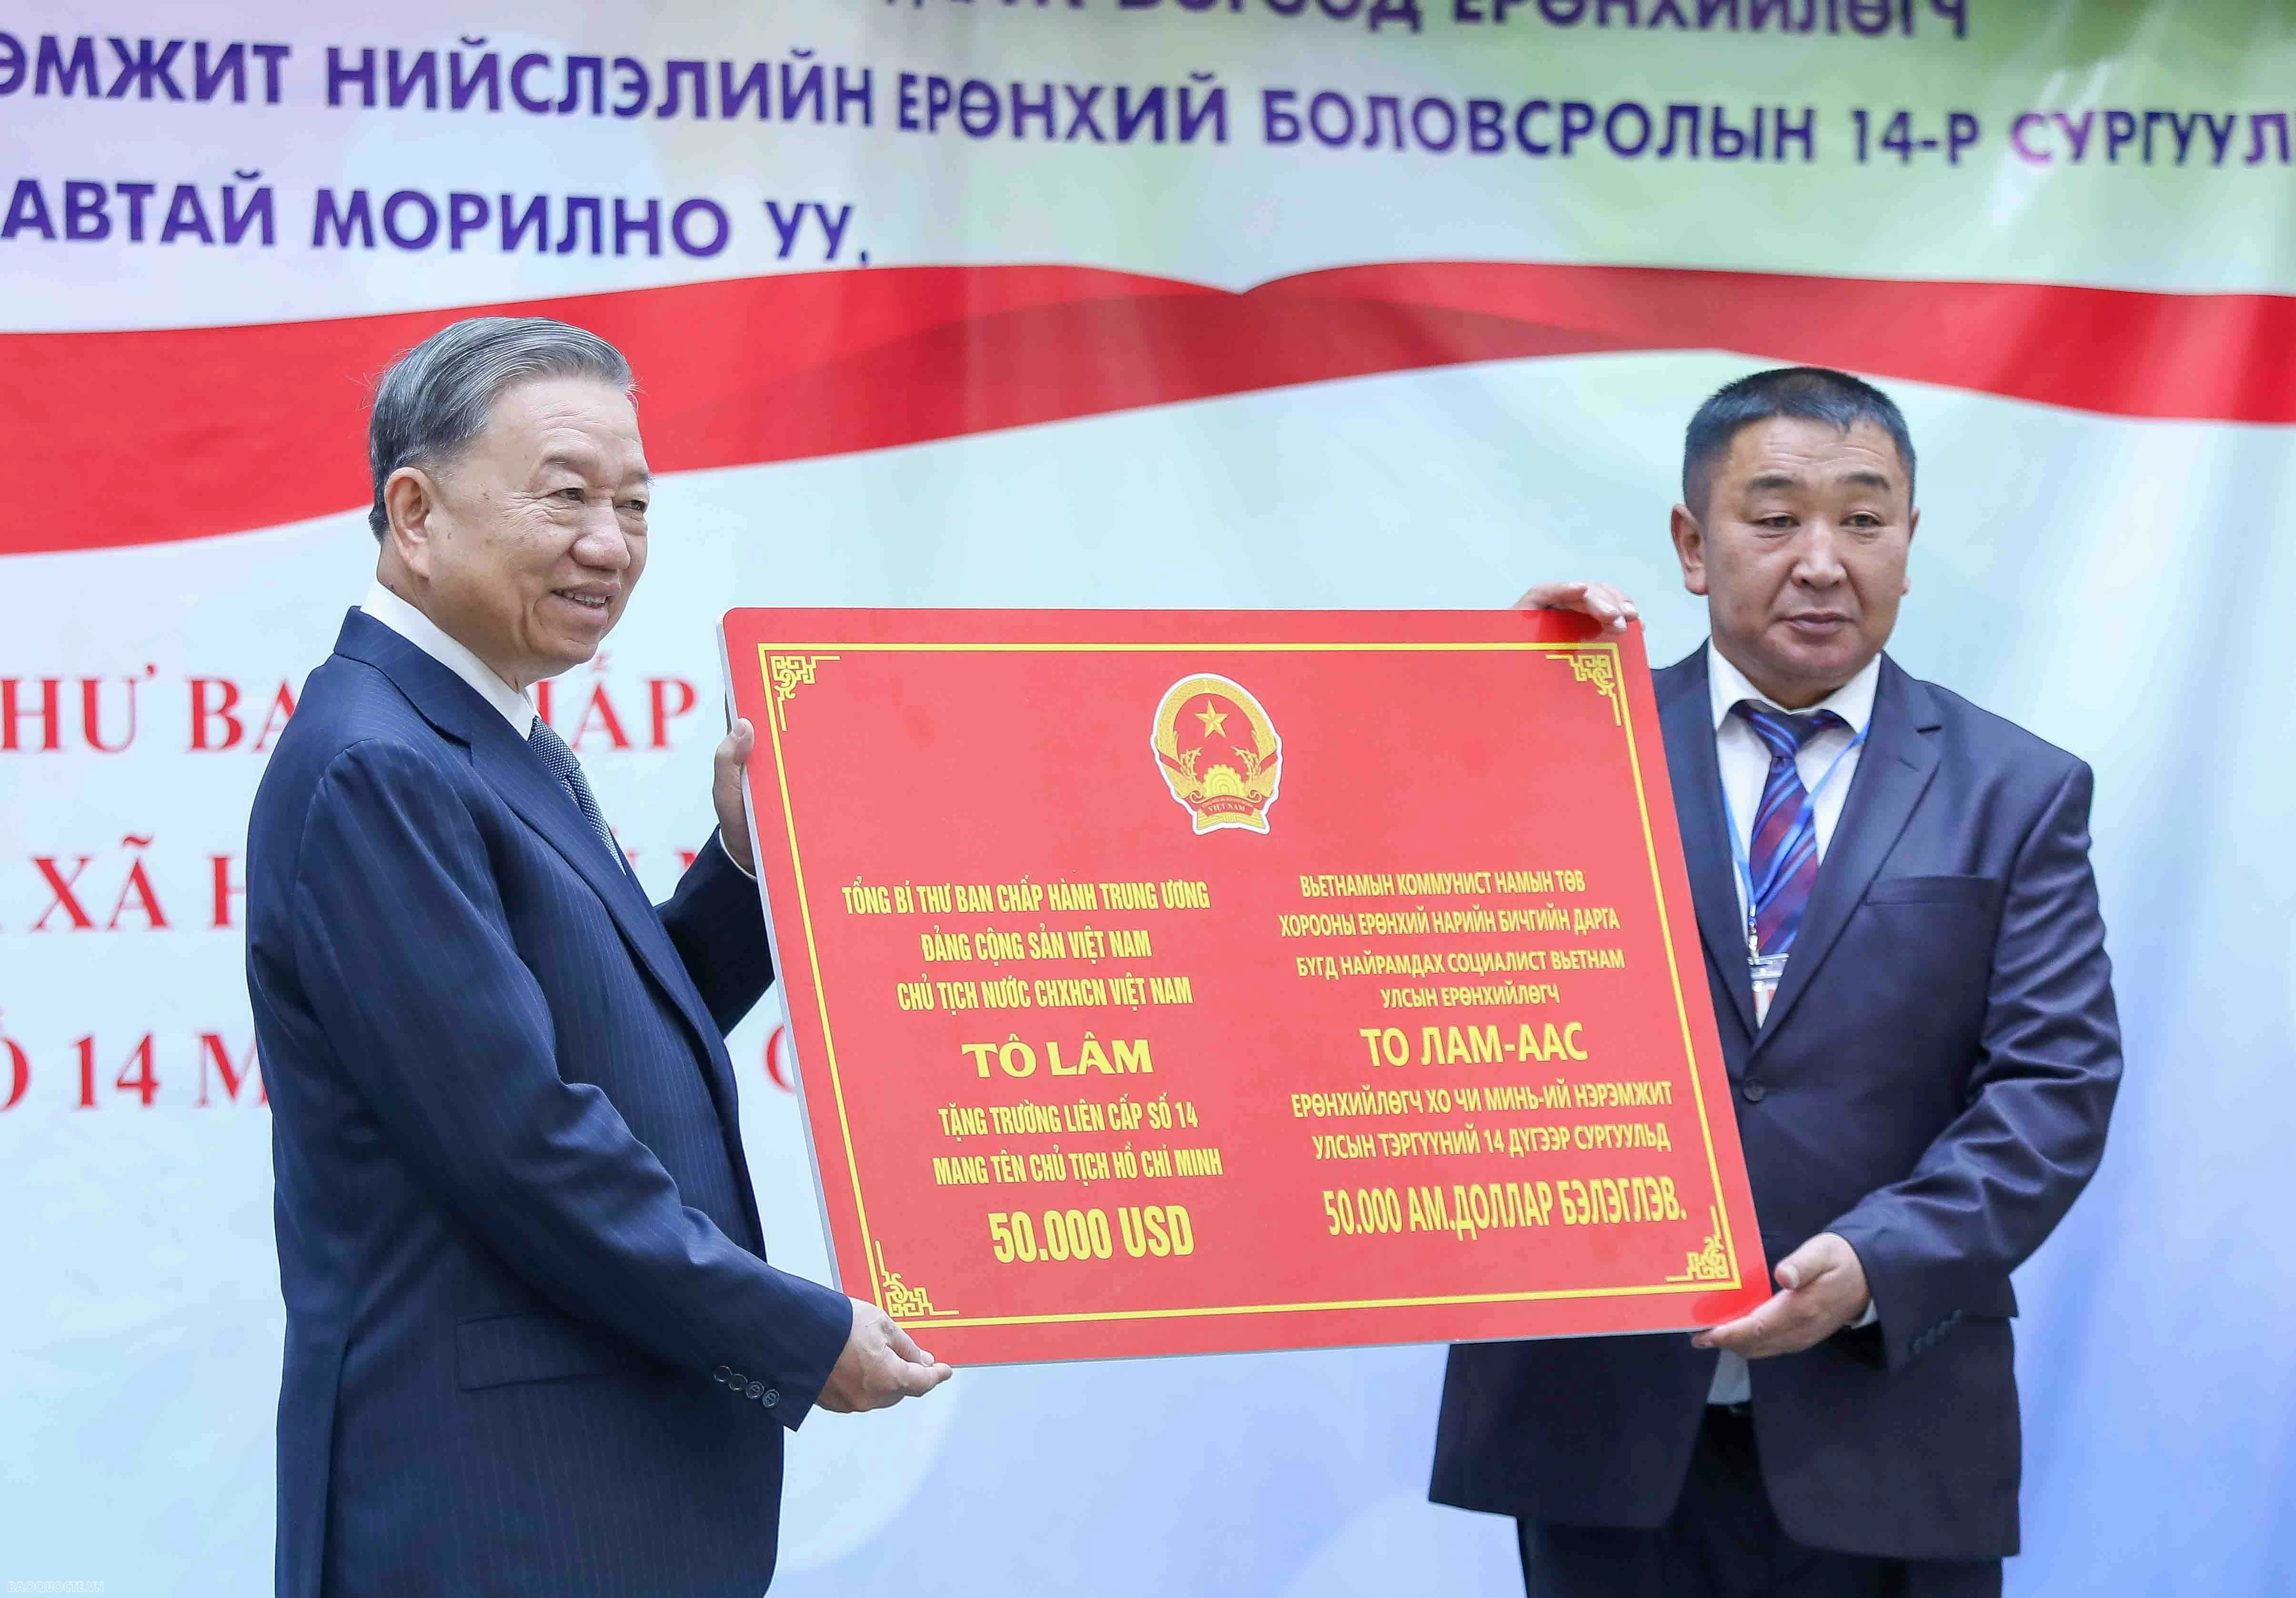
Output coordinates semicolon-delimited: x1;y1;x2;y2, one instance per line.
1748;934;1788;1026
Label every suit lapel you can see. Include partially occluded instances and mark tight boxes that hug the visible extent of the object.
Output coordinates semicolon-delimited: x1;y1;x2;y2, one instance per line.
1752;654;1942;1049
1657;648;1758;1044
469;728;748;1120
334;613;741;1120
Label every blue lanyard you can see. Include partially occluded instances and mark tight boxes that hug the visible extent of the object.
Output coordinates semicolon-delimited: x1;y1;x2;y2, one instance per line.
1717;723;1867;959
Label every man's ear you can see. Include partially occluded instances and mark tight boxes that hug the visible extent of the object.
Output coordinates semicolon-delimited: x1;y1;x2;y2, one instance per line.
1669;504;1710;597
383;466;441;580
1903;505;1920;595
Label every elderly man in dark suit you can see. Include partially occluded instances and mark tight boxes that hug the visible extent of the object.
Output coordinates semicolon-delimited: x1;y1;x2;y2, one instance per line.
246;316;949;1598
1431;367;2121;1598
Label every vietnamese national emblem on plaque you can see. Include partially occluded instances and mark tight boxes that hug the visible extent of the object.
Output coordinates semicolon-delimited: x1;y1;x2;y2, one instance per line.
1150;674;1284;834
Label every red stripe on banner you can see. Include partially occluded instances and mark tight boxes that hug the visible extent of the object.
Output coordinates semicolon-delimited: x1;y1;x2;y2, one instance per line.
4;262;2291;556
1261;262;2296;425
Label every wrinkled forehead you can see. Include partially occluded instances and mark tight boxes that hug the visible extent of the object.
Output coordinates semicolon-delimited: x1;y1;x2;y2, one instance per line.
1722;416;1908;494
480;375;650;480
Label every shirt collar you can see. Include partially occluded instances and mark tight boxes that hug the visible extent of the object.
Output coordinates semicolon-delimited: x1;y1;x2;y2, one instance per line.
1706;638;1880;737
361;581;537;738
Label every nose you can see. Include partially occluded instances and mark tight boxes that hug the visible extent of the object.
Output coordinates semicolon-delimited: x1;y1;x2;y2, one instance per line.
571;508;633;572
1792;523;1848;587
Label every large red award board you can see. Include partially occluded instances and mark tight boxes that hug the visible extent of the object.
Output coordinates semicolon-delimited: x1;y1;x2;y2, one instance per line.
722;610;1767;1364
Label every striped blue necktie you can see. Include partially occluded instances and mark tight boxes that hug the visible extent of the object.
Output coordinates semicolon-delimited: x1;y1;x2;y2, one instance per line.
1734;700;1845;959
527;718;623;868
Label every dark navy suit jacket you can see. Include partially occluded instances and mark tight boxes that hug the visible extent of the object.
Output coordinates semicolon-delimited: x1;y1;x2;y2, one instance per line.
1430;645;2122;1561
247;612;853;1598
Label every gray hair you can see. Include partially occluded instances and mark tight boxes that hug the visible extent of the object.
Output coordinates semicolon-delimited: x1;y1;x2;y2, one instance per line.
366;316;634;539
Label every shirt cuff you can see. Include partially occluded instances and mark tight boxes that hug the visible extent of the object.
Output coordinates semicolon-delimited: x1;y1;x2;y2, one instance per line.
1850;1300;1879;1329
718;830;756;881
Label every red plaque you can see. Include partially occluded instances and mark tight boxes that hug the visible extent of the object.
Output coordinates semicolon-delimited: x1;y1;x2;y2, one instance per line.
722;610;1767;1364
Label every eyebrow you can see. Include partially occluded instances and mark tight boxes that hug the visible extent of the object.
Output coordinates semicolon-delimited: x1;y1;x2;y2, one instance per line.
1743;468;1897;495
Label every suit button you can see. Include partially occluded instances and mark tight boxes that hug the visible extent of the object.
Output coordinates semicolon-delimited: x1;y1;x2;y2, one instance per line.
714;1365;732;1385
1740;1082;1768;1103
762;1389;780;1408
745;1381;765;1400
728;1371;747;1392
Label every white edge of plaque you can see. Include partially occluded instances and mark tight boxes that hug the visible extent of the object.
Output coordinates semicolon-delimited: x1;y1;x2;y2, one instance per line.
720;617;846;1296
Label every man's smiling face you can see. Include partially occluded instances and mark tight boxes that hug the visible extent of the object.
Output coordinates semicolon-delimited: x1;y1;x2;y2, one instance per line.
393;375;652;689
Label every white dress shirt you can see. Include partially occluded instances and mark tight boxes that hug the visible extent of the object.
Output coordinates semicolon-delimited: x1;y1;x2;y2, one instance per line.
359;582;755;880
1703;639;1882;1405
361;581;536;736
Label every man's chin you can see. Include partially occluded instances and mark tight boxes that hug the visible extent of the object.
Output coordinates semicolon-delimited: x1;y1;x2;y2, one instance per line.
1781;643;1877;694
1736;634;1877;705
531;634;607;681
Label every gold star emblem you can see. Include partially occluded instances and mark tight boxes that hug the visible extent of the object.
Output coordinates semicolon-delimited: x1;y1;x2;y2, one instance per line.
1194;700;1228;737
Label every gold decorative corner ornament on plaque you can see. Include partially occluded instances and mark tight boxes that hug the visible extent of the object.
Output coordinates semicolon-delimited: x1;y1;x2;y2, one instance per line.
1552;648;1623;726
765;653;838;729
873;1243;952;1319
1669;1210;1733;1283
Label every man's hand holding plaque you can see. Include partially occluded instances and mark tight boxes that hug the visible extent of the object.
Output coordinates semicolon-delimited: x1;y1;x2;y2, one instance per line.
818;1299;955;1413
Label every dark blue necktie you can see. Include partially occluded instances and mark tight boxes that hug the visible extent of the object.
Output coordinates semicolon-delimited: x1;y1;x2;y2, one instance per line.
1733;700;1845;958
527;718;623;868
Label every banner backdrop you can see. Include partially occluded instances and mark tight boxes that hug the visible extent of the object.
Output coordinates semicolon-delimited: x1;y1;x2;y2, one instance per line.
3;3;2292;1593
